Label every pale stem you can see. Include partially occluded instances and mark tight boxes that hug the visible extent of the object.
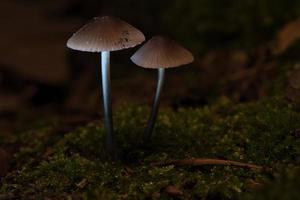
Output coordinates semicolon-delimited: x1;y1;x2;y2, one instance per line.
143;68;165;143
101;51;114;153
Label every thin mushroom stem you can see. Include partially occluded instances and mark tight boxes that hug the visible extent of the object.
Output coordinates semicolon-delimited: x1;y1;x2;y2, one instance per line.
101;51;114;154
143;68;165;143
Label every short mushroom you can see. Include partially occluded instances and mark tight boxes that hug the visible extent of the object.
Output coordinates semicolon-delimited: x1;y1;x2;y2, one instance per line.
67;16;145;154
131;36;194;143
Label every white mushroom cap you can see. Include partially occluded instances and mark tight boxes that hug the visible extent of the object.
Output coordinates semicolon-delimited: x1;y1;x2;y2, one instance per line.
131;36;194;69
67;16;145;52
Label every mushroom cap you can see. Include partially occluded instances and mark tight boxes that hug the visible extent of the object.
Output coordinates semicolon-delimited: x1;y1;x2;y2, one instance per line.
67;16;145;52
131;36;194;69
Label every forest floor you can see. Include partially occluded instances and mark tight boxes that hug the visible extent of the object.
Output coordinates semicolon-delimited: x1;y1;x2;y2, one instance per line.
0;97;300;199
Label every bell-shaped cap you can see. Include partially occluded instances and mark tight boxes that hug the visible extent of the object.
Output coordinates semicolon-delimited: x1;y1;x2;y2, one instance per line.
131;36;194;69
67;16;145;52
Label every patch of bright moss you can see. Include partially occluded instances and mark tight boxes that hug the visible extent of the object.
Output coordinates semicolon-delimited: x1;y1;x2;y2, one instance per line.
1;98;300;199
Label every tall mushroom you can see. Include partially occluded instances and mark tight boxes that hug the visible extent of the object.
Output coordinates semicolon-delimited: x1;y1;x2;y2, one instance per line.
67;16;145;154
131;36;194;143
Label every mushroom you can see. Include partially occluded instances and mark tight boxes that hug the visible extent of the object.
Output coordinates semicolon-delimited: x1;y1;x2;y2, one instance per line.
67;16;145;153
131;36;194;143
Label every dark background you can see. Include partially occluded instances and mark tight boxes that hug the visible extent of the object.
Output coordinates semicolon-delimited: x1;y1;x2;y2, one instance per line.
1;0;300;124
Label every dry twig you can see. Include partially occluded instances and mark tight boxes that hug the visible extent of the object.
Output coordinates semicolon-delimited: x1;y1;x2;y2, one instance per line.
153;158;265;171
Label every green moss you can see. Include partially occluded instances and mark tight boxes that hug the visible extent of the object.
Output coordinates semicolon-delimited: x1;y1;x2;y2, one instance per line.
1;98;300;199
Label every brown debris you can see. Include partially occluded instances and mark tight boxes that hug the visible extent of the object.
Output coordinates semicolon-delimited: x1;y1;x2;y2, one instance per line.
164;185;184;197
272;18;300;55
245;179;263;190
76;178;88;189
153;158;264;171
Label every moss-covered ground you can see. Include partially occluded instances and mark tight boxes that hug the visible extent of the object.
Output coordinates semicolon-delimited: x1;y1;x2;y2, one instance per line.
0;97;299;199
